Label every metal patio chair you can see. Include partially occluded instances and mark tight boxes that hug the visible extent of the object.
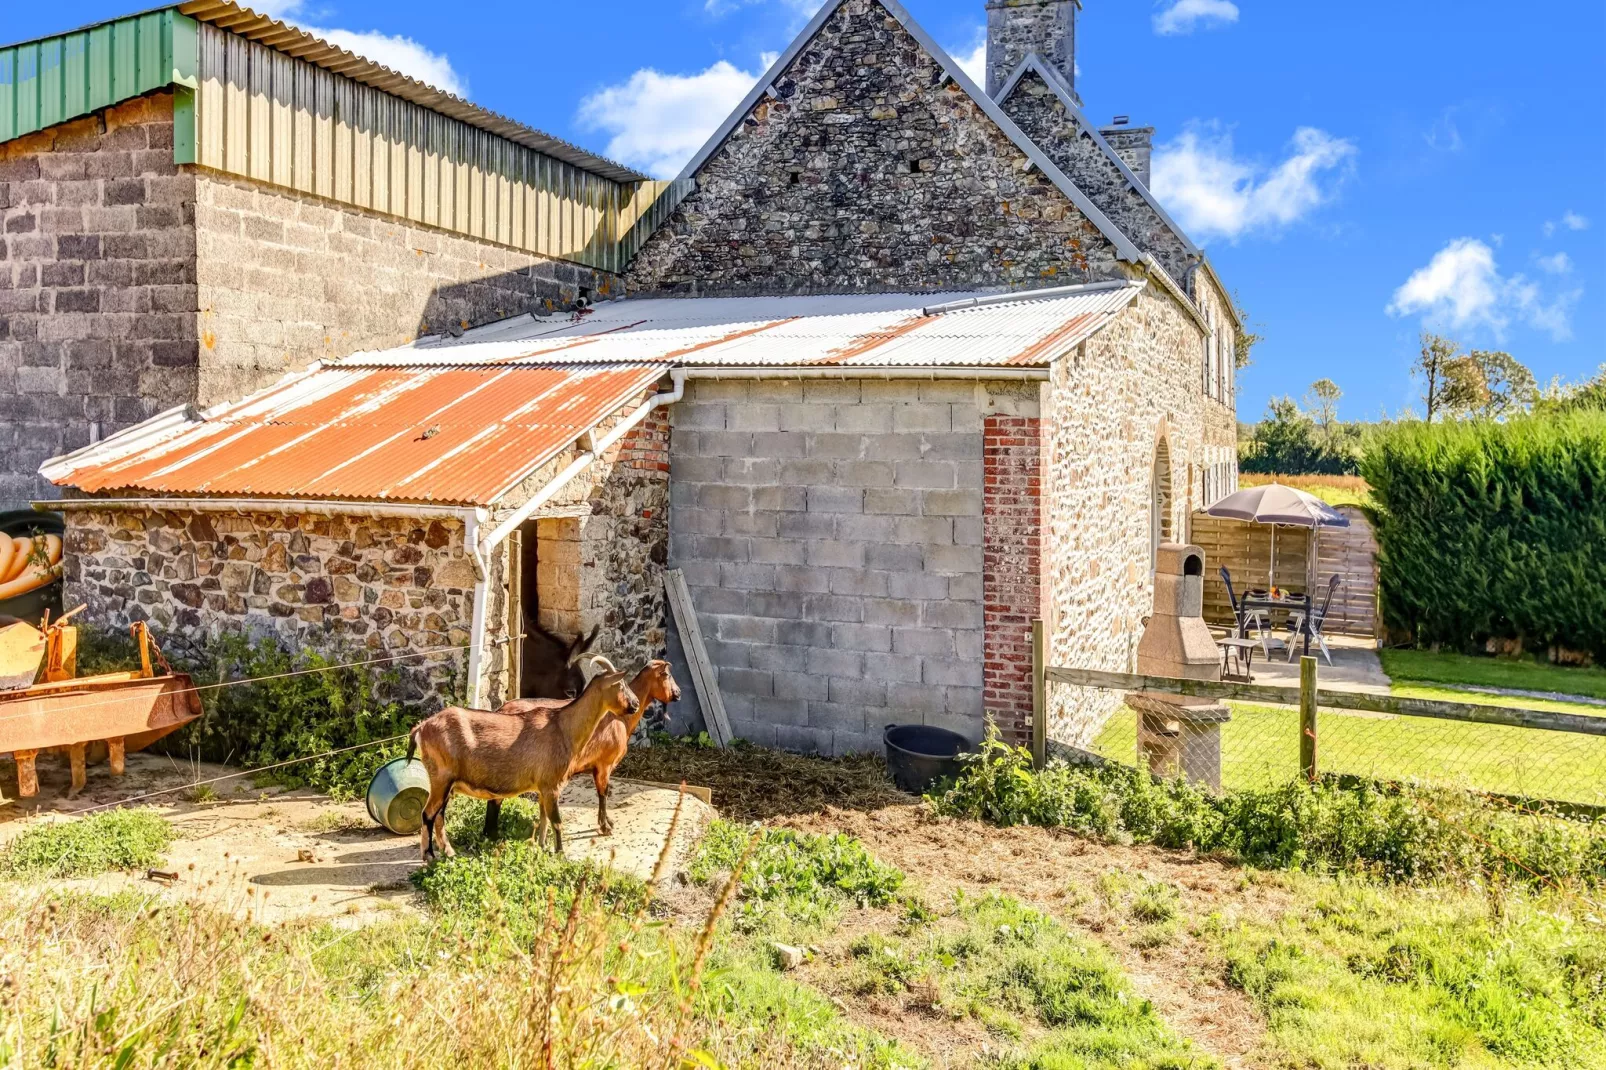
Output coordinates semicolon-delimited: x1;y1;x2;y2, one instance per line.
1219;566;1272;656
1286;574;1342;663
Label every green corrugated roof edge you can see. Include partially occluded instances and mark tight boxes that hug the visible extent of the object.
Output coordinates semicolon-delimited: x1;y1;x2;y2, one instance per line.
0;10;197;151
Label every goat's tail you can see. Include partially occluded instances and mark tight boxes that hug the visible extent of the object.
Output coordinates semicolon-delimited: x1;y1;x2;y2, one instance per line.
405;724;419;763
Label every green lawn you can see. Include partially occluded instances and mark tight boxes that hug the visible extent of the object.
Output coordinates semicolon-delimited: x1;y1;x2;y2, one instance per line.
1381;648;1606;703
1094;700;1606;806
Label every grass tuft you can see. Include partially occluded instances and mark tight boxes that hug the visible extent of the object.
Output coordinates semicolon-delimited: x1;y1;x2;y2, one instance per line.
0;809;172;879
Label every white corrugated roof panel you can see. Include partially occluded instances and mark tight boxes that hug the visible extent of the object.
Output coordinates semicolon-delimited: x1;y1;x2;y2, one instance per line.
336;281;1145;371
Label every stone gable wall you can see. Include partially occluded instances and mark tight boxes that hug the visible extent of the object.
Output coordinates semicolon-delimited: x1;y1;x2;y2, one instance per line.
627;0;1125;296
1040;284;1238;747
1000;71;1192;286
0;92;198;510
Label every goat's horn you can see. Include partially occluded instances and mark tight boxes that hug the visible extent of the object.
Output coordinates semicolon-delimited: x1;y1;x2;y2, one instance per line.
588;655;616;674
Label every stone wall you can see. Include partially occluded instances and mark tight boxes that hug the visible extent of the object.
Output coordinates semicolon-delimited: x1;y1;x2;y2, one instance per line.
985;0;1078;99
62;508;476;703
1000;72;1190;285
1099;127;1155;190
192;172;617;406
667;376;1046;754
627;0;1124;297
0;92;197;510
981;411;1043;745
1040;283;1238;747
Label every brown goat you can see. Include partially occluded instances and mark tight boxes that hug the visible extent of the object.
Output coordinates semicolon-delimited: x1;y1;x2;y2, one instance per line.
482;660;680;840
407;659;635;860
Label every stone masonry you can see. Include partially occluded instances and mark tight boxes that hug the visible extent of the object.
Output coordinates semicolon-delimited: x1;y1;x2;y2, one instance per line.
63;509;476;702
1000;70;1192;286
627;0;1124;297
985;0;1078;100
0;94;198;509
2;87;618;510
1040;283;1238;747
669;376;1045;754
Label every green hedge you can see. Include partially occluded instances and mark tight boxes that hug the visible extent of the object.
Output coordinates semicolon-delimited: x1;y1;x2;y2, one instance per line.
1360;413;1606;658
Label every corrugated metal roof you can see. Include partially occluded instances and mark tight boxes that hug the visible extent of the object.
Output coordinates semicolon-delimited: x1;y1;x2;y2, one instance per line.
337;281;1145;370
4;2;643;183
45;363;664;506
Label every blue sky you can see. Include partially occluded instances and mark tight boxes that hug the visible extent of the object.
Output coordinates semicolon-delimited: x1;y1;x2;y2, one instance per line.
14;0;1605;420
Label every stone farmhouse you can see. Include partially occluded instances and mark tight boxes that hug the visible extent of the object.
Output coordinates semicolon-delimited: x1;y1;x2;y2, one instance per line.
10;0;1241;753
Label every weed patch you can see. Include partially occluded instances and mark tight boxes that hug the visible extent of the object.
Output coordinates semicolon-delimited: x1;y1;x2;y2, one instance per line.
1209;874;1606;1068
930;730;1606;886
0;809;172;879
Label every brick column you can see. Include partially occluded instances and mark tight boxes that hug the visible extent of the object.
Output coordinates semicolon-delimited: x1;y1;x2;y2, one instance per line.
982;414;1042;745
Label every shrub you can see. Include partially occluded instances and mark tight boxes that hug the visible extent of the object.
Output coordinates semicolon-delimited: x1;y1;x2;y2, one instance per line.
928;730;1606;886
1361;412;1606;658
0;809;172;879
81;627;427;799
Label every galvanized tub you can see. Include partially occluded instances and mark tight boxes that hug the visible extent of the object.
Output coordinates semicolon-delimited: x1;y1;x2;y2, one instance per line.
366;756;432;835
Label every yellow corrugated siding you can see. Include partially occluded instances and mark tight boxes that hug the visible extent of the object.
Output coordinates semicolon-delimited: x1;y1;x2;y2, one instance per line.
192;23;640;271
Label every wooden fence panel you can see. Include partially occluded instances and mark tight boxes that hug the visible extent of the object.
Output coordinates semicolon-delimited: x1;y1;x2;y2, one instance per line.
1190;506;1377;638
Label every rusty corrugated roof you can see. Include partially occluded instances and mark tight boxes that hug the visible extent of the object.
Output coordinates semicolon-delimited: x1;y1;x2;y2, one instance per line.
46;364;664;506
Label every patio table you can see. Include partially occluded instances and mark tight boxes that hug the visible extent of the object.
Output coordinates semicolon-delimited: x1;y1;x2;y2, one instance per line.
1238;592;1314;657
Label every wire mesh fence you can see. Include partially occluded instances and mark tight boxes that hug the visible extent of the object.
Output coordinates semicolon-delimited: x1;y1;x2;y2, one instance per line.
1050;670;1606;812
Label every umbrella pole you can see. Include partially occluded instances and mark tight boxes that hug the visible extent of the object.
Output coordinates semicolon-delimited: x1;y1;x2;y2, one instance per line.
1269;525;1276;591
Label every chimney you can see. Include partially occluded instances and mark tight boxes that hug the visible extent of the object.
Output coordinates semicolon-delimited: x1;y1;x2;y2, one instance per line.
1099;121;1155;188
985;0;1080;101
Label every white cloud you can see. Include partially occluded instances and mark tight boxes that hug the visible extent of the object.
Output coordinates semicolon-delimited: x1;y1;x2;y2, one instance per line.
1544;210;1590;237
1536;251;1573;275
1153;0;1240;35
1388;238;1579;342
1151;123;1356;242
953;37;987;85
247;1;465;96
578;59;769;179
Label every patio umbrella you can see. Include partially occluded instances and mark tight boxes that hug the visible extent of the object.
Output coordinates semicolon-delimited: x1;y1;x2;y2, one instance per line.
1205;483;1350;589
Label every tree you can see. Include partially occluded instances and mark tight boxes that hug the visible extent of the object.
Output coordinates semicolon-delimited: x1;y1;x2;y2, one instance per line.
1232;291;1261;370
1303;378;1342;434
1537;364;1606;415
1439;349;1539;419
1470;350;1538;418
1412;332;1459;422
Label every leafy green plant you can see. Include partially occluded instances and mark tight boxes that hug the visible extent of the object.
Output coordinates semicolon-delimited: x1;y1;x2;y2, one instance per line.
691;820;905;924
0;809;172;879
930;727;1606;886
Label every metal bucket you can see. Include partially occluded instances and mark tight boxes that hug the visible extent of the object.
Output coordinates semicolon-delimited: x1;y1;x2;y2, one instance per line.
366;756;431;835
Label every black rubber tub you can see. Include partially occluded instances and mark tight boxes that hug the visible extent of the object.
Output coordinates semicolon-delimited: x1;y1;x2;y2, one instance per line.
883;724;972;794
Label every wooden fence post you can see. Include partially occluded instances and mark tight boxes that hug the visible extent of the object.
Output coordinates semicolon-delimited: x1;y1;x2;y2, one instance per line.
1299;655;1318;781
1031;619;1046;769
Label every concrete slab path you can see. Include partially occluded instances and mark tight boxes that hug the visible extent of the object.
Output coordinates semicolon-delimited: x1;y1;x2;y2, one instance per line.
1;752;713;927
1234;633;1392;695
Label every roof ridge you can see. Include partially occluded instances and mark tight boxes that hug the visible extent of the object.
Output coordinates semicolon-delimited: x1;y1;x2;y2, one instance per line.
671;0;1143;264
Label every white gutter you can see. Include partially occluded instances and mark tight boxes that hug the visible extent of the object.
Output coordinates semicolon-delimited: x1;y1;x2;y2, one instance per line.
680;366;1048;381
465;370;686;704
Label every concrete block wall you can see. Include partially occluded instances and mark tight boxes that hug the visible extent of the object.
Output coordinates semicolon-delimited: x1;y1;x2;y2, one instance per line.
669;376;1041;755
0;92;198;509
192;172;618;406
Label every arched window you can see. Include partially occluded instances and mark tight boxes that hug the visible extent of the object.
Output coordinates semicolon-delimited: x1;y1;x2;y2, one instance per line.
1151;438;1174;569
